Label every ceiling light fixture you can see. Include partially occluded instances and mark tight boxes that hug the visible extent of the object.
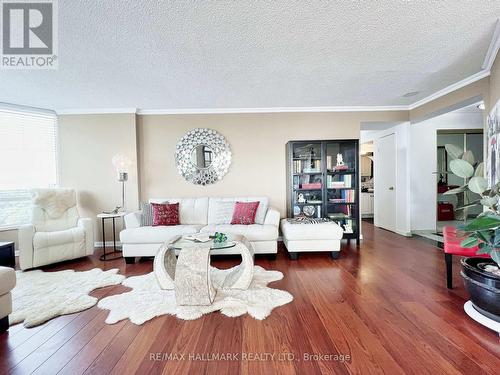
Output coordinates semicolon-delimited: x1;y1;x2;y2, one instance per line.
477;103;485;110
402;91;420;98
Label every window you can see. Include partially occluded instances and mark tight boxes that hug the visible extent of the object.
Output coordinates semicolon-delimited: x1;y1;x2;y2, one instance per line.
0;108;58;228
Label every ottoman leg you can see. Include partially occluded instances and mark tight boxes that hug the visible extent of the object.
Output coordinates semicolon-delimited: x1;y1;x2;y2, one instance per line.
289;252;299;260
331;251;340;260
0;316;9;333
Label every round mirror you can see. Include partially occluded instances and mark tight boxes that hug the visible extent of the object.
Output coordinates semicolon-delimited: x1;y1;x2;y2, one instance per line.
190;144;213;169
175;128;232;185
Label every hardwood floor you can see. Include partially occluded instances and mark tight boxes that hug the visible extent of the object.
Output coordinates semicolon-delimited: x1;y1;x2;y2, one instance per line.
1;223;499;374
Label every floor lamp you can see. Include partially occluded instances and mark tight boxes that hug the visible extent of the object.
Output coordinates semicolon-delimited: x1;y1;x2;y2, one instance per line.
112;154;132;212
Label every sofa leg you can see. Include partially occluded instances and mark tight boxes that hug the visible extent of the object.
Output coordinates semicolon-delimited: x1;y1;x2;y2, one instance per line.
125;257;136;264
0;316;9;333
267;254;277;261
445;253;453;289
331;251;340;260
289;252;299;260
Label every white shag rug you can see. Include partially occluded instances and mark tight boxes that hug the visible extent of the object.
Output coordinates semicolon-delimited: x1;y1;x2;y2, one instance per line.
11;268;125;328
98;265;293;324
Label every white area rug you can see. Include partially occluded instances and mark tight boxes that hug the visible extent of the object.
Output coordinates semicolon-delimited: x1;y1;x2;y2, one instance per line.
98;265;293;324
11;268;125;328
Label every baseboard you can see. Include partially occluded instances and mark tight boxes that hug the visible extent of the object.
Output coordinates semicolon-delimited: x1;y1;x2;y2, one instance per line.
395;230;412;237
94;241;122;248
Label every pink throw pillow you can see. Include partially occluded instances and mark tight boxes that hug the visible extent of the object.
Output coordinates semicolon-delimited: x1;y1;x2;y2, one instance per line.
152;203;180;226
231;201;260;225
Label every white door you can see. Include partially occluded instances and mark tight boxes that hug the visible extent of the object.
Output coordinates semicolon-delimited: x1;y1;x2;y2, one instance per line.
375;133;397;232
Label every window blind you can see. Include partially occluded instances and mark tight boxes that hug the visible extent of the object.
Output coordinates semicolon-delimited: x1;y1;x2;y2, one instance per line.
0;109;58;227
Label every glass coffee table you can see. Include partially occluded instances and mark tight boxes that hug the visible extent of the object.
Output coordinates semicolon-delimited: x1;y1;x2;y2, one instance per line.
153;234;255;306
167;235;238;251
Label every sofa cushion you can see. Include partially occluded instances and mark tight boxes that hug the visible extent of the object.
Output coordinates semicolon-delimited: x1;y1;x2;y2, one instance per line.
200;224;278;242
120;225;204;244
149;198;208;225
231;201;260;225
140;201;155;226
152;202;180;226
281;219;344;240
208;197;268;225
212;201;235;224
0;267;16;295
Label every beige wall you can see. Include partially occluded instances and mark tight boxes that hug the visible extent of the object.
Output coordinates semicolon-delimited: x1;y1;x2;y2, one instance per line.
409;77;490;122
138;111;407;215
58;114;139;241
0;229;19;250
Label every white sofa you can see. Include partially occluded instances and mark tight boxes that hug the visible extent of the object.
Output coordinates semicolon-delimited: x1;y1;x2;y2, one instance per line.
18;189;94;270
120;197;280;263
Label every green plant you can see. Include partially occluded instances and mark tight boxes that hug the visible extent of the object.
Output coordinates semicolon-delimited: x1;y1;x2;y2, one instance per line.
443;144;500;265
443;144;484;220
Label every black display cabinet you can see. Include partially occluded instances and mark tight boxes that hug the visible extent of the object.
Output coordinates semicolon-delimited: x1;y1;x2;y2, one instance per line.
286;140;360;244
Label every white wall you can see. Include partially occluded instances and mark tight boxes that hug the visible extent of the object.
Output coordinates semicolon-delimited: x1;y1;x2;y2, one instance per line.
410;112;483;231
361;122;411;236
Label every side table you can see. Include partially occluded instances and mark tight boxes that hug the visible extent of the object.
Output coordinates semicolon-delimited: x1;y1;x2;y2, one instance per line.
0;242;15;268
97;212;126;261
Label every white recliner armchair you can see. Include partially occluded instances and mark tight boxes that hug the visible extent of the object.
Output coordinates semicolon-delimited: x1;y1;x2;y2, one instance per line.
18;188;94;270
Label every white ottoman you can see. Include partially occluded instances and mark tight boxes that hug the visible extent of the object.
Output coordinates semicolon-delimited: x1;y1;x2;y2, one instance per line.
0;266;16;332
280;219;344;260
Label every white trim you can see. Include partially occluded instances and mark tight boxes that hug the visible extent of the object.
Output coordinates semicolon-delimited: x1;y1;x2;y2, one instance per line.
136;106;408;115
408;70;491;110
94;241;122;248
48;66;490;117
0;102;55;117
56;108;137;115
0;225;21;231
482;18;500;71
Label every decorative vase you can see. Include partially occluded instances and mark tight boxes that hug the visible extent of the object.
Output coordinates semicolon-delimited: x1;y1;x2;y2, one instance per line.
213;232;227;244
461;257;500;322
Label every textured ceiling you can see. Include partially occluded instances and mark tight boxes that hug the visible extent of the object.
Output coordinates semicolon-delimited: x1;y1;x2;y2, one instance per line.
1;0;499;111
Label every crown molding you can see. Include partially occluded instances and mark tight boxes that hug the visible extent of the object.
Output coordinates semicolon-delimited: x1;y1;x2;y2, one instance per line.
55;108;137;115
482;18;500;71
47;61;492;116
407;70;490;110
0;102;56;117
136;106;408;115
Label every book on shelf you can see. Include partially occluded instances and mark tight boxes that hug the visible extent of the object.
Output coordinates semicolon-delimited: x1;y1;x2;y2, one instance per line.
328;213;349;219
326;155;332;170
301;183;322;189
326;174;352;188
334;165;349;170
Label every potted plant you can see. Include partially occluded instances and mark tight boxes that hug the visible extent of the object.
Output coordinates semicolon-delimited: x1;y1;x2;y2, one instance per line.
443;144;500;321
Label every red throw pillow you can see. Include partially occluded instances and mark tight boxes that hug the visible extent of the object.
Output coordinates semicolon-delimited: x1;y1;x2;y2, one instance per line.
231;201;260;225
152;203;180;226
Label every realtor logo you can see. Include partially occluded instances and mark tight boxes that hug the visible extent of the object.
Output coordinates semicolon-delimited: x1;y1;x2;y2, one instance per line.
1;0;58;69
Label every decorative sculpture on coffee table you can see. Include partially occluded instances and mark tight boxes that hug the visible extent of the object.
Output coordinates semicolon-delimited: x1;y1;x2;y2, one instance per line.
153;242;177;290
175;128;232;185
153;235;255;306
175;246;216;306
